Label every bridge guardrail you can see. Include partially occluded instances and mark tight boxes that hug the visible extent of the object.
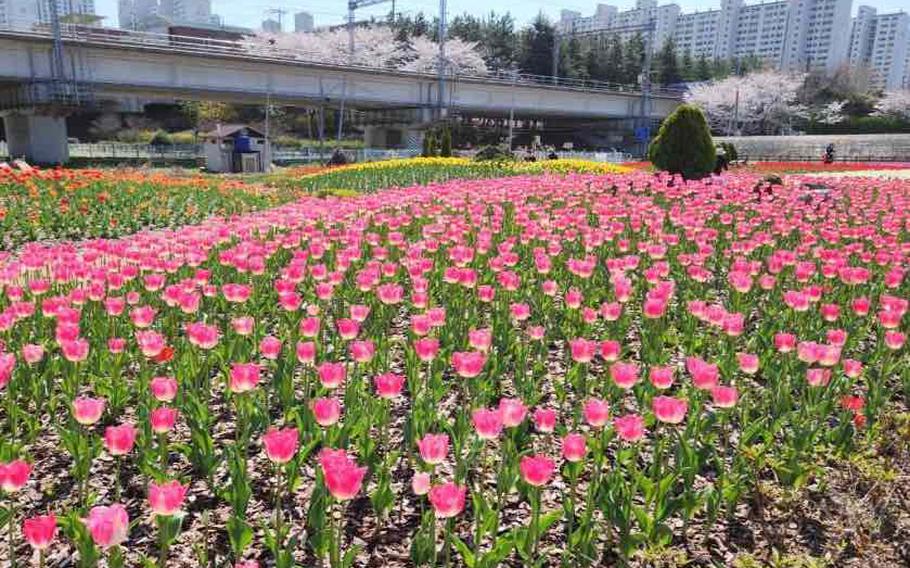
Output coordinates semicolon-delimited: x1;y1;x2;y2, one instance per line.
0;23;684;99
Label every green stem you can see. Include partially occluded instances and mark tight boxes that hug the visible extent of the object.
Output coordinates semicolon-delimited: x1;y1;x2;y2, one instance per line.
8;498;16;568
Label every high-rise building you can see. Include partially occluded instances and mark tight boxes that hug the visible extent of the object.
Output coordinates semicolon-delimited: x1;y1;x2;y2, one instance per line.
848;6;909;89
118;0;217;30
559;0;854;73
1;0;96;29
262;18;281;33
295;11;314;33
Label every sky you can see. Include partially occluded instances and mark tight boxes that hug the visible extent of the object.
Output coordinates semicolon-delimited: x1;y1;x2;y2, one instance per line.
94;0;909;31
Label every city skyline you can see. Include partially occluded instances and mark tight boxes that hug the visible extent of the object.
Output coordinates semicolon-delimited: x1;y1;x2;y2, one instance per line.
92;0;909;31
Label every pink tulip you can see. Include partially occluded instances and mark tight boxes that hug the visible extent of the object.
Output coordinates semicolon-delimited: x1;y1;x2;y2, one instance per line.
259;336;282;360
451;351;486;378
262;427;299;464
320;450;366;501
414;338;440;362
472;408;504;440
428;483;466;518
687;357;719;390
374;372;405;399
350;340;375;363
652;396;688;424
498;398;527;428
312;397;342;426
136;330;166;358
22;344;45;364
104;423;137;456
520;455;555;486
562;433;587;462
610;361;639;389
614;414;646;442
0;459;31;493
711;386;739;408
600;340;621;361
417;433;449;465
411;472;431;495
317;362;346;389
22;514;57;550
229;363;262;393
231;316;255;336
150;376;178;402
186;322;220;350
533;408;557;433
73;396;106;425
148;480;188;516
569;338;597;363
649;366;674;389
296;341;317;365
150;407;178;434
737;353;759;374
107;338;127;354
61;338;90;362
84;504;129;548
583;398;610;428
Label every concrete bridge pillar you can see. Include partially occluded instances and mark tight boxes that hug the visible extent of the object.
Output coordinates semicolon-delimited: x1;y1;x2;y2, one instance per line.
2;112;69;165
364;124;425;151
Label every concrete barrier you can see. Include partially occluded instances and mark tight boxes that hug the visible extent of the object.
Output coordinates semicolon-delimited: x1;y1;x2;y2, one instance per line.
714;134;910;162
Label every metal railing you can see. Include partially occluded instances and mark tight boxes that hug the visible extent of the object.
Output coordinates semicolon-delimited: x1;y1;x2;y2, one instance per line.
0;23;684;99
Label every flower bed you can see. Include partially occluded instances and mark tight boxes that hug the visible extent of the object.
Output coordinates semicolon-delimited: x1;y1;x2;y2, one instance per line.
0;172;907;567
0;167;301;249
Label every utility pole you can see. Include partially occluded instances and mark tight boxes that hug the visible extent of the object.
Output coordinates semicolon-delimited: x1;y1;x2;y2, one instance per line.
266;8;287;31
338;0;391;143
437;0;447;117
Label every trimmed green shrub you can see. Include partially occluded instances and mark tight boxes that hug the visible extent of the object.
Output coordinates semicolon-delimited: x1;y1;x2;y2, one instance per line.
648;104;716;179
149;130;174;146
440;127;453;157
473;145;515;162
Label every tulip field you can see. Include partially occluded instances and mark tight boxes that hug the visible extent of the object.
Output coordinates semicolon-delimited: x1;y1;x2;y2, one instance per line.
1;162;910;567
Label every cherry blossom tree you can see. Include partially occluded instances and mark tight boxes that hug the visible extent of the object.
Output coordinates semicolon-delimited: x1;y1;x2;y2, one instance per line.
242;26;487;75
874;90;910;120
685;70;808;135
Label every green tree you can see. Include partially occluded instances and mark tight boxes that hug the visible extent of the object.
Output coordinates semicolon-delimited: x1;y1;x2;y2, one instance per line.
623;33;646;85
656;38;681;86
680;50;694;81
694;54;712;81
440;127;453;157
606;35;625;83
519;13;557;77
648;104;716;179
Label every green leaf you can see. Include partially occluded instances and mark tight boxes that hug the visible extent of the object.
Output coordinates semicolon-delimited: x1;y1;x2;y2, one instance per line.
227;516;253;557
452;535;476;568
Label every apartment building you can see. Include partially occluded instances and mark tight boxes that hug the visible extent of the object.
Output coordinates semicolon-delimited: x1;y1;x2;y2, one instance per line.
1;0;95;28
848;6;909;89
560;0;854;73
119;0;217;30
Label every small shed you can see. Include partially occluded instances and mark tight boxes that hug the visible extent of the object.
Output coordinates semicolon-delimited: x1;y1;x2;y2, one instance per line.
202;124;271;173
